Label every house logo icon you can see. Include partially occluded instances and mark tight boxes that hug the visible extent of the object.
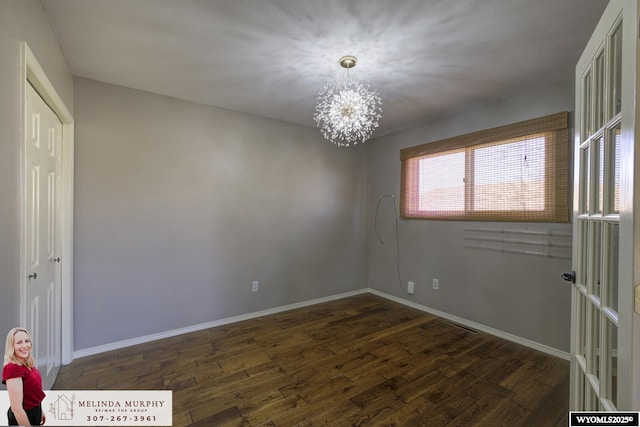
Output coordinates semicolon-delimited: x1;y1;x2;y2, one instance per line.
49;393;75;421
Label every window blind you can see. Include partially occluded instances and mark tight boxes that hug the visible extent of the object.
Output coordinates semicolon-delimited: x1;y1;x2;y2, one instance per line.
400;112;570;222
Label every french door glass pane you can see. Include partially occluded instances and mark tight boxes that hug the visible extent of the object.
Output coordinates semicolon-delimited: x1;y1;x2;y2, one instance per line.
588;303;601;379
596;136;604;214
581;146;591;214
577;370;586;411
578;220;589;285
609;21;623;118
611;124;621;213
595;50;605;130
586;378;599;409
589;221;602;299
604;222;619;312
604;316;618;406
583;69;592;138
577;291;588;359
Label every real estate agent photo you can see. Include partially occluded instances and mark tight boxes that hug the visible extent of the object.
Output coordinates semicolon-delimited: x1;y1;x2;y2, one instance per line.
2;328;46;426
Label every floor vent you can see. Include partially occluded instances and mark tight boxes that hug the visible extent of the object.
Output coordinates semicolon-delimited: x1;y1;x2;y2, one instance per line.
445;320;479;335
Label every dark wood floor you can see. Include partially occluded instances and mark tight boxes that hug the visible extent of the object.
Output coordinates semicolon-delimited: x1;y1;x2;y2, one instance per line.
53;294;569;426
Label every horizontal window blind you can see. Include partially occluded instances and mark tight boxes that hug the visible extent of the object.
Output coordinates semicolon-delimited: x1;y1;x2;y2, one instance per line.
400;112;570;222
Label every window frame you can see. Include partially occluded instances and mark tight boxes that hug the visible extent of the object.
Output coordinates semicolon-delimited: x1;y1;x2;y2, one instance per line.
400;112;570;222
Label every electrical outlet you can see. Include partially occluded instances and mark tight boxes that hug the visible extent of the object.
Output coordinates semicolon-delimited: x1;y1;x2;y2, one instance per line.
433;278;439;290
252;281;259;292
408;281;415;294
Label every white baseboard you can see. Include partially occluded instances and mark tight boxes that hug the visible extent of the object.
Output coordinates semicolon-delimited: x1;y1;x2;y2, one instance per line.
73;287;568;361
72;289;368;359
368;289;570;360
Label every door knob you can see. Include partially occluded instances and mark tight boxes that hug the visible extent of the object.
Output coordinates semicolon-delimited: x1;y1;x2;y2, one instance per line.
53;257;61;263
561;270;576;284
28;272;37;280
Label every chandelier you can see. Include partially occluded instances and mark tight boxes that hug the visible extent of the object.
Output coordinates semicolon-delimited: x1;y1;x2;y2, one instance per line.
314;55;382;147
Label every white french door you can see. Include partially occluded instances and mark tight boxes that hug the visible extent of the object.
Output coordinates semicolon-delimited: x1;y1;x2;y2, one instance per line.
25;82;62;390
571;0;640;411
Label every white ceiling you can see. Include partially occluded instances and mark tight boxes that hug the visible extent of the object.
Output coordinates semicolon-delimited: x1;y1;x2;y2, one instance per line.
42;0;608;138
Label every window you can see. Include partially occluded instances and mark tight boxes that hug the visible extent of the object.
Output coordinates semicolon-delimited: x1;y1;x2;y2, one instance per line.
400;112;569;222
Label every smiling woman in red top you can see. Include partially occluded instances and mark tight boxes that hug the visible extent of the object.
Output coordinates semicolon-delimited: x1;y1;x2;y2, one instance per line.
2;328;46;426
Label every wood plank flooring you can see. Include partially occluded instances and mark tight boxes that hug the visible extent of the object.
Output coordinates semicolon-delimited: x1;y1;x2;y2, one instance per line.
53;294;569;426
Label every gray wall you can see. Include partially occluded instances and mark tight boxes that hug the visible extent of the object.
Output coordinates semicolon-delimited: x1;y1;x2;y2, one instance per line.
73;77;369;350
0;1;73;335
367;80;574;352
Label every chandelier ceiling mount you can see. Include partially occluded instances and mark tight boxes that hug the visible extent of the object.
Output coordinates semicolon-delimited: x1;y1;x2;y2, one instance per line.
338;55;357;69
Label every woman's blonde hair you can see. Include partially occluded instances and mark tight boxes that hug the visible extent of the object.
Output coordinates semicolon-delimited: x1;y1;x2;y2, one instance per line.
4;327;36;368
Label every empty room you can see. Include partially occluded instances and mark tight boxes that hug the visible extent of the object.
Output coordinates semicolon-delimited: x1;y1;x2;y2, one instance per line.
2;0;639;426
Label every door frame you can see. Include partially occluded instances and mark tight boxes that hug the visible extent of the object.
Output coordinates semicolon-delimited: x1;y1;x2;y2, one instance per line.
618;0;640;410
571;0;640;410
19;42;74;365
